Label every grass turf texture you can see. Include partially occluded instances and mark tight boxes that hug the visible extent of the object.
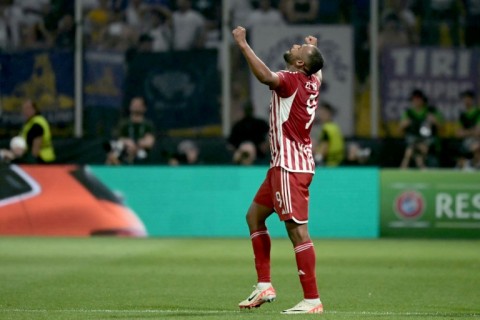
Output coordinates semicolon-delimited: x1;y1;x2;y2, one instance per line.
0;238;479;320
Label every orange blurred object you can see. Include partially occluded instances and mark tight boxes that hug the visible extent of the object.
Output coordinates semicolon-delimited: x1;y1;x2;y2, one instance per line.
0;164;147;237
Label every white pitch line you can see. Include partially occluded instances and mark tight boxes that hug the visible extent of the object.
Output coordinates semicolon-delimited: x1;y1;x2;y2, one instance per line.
1;309;479;317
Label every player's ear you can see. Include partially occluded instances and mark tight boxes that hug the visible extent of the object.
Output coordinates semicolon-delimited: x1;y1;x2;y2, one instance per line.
295;60;304;68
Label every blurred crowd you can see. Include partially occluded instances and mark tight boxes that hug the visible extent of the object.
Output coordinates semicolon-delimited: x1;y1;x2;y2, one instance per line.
0;0;478;88
0;0;221;51
0;0;479;52
0;0;479;169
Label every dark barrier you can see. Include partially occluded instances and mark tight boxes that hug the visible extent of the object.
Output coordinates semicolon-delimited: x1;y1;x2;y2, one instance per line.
124;49;221;132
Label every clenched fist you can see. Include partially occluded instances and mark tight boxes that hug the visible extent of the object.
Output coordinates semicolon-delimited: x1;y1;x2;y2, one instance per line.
305;36;317;46
232;26;247;46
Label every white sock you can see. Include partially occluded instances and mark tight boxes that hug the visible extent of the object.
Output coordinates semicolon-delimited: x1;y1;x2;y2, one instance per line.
304;298;321;305
256;282;271;290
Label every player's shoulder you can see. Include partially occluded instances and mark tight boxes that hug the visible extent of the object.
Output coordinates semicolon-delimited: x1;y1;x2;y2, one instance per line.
277;70;309;84
277;69;301;76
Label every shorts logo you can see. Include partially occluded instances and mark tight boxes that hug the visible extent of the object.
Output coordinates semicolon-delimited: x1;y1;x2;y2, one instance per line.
394;191;425;220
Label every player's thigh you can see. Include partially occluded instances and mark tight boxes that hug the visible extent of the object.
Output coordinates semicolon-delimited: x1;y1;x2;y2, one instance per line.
246;201;274;227
272;168;313;223
253;168;275;210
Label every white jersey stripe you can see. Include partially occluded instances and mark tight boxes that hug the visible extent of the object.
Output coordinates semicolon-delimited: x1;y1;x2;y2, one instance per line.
275;93;283;168
286;138;292;169
293;140;299;171
300;143;307;171
283;169;292;214
281;169;288;214
282;169;288;214
284;169;292;213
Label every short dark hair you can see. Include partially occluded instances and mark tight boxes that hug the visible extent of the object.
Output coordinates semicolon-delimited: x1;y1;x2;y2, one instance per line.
305;47;324;76
410;89;427;102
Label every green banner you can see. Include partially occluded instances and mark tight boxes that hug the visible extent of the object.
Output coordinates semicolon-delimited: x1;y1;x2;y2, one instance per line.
381;170;480;238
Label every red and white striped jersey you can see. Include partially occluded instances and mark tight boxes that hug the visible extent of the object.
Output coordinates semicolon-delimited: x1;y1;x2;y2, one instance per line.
269;70;320;173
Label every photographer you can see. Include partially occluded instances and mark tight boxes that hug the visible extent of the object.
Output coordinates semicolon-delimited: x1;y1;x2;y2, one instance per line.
105;97;155;165
399;89;443;169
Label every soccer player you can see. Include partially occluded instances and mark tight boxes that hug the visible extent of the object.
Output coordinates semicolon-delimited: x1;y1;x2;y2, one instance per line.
232;26;325;314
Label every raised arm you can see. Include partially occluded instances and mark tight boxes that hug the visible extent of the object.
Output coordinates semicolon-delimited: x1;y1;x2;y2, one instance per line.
232;26;280;89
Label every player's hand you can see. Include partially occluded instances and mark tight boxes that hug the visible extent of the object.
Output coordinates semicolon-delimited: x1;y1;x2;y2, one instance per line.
232;26;247;46
305;35;317;46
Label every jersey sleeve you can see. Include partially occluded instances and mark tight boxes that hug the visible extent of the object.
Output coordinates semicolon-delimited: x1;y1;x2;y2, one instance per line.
274;71;297;98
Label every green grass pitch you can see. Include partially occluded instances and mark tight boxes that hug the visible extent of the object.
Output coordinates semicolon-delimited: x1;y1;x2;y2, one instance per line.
0;238;479;320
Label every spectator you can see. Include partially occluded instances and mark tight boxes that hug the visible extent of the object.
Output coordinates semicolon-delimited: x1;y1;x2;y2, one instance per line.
192;0;220;49
54;14;75;48
455;90;480;170
14;0;50;27
381;0;419;44
279;0;319;24
399;89;443;169
230;0;253;28
463;0;480;47
314;102;345;167
378;12;410;53
411;0;463;46
16;0;56;48
84;0;111;49
125;0;148;34
0;2;22;49
168;139;201;165
148;6;172;52
245;0;286;30
19;17;54;49
104;10;136;51
171;0;205;50
18;99;56;164
106;97;156;165
228;102;269;164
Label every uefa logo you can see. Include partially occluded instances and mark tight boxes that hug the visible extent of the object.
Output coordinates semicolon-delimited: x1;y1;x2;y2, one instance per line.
394;191;426;220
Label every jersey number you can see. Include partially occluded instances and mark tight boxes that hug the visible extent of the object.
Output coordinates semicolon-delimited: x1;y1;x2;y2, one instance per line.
305;93;319;129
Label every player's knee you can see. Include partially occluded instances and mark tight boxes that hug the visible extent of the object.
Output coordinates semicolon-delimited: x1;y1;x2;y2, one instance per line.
286;221;310;245
245;205;267;230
